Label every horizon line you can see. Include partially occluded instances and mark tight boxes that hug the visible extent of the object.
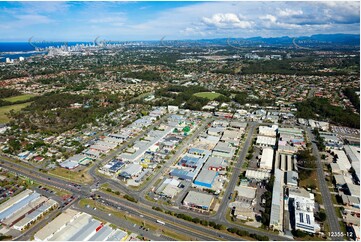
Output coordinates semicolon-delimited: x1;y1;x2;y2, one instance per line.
0;33;359;43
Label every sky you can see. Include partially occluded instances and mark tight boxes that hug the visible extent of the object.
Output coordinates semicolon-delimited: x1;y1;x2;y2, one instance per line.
0;1;359;42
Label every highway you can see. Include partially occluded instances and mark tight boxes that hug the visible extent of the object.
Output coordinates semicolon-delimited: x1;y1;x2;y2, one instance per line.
0;158;242;241
305;128;343;241
74;205;175;241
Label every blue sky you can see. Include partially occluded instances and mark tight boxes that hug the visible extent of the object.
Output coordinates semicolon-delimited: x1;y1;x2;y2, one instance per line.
0;1;359;41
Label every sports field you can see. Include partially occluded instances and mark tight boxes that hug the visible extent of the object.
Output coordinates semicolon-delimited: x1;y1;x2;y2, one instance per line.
193;92;222;100
0;102;31;123
2;94;35;103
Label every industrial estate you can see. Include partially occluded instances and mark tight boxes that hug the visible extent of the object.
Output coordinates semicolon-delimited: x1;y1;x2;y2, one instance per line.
0;1;359;241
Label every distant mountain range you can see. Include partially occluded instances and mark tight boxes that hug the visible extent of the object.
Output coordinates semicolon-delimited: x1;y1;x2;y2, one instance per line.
0;34;359;53
161;34;360;48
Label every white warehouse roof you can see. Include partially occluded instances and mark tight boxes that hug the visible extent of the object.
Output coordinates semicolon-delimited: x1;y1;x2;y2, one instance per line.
260;147;274;171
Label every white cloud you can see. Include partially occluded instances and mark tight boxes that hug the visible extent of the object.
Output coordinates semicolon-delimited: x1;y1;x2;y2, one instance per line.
202;13;253;29
0;1;358;41
260;14;277;23
278;9;303;17
89;16;125;26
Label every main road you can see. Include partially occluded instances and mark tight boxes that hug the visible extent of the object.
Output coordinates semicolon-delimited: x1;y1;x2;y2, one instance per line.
0;157;241;241
305;128;343;241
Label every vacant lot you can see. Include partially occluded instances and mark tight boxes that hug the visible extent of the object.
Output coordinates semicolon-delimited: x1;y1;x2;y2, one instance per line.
193;92;222;100
0;102;32;123
49;166;93;184
2;94;35;103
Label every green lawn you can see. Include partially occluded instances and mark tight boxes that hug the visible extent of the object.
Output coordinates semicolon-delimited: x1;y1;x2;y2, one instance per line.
2;94;35;103
193;92;222;100
0;102;32;123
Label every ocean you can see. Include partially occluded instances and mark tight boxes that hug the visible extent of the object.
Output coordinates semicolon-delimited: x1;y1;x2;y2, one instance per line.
0;42;92;62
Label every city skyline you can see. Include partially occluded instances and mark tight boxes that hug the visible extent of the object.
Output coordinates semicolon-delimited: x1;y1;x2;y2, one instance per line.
0;1;359;41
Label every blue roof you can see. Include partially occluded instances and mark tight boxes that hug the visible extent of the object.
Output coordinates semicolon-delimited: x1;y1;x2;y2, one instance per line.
170;169;189;176
0;192;40;221
109;161;124;172
181;155;199;163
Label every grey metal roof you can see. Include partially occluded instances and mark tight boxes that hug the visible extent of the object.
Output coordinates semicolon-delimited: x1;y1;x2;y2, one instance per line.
106;229;127;241
183;191;214;208
88;225;113;241
194;169;218;185
69;218;100;241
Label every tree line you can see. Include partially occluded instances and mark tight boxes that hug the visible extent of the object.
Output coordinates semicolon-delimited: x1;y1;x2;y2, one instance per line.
343;88;360;113
296;97;360;128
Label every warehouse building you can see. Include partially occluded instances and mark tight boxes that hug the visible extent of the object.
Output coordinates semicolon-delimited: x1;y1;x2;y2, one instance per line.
333;174;353;189
103;136;123;145
319;132;343;149
82;149;100;159
59;160;79;169
288;187;320;234
245;169;271;180
155;178;181;198
60;153;91;169
274;152;294;171
34;209;128;241
119;127;173;163
270;169;284;231
0;190;32;214
220;129;241;144
183;191;214;211
260;147;274;172
13;199;58;231
259;125;277;137
212;142;235;158
285;171;298;187
208;127;224;136
278;127;303;137
193;169;218;188
203;156;227;171
108;132;130;142
188;148;211;157
344;145;360;181
0;191;41;222
229;121;247;130
178;155;202;168
102;160;125;174
332;149;351;172
330;163;342;174
256;135;277;147
34;209;80;241
2;196;48;227
0;189;57;229
119;164;143;179
170;168;197;181
231;185;257;220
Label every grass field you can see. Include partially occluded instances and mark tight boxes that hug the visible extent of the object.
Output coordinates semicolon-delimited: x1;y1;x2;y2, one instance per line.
2;94;35;103
49;166;93;184
0;102;32;123
193;92;222;100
